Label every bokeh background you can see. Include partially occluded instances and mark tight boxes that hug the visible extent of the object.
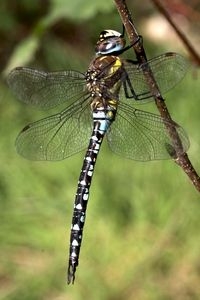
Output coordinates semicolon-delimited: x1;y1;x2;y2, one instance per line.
0;1;200;299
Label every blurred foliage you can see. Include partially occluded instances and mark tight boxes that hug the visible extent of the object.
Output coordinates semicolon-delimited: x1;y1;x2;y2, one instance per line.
2;0;115;73
0;0;200;300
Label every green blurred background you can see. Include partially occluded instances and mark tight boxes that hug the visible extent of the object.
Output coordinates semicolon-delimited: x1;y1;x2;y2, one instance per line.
0;0;200;299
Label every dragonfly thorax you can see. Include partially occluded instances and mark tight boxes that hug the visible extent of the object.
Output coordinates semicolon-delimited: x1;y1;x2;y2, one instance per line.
86;55;124;100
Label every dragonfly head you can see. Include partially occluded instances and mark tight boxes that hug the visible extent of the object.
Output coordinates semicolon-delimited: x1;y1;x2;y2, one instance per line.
95;29;126;56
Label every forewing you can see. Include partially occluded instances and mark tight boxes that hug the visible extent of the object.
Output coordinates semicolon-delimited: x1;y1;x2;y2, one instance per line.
107;102;189;161
7;67;87;109
15;96;92;161
121;53;189;101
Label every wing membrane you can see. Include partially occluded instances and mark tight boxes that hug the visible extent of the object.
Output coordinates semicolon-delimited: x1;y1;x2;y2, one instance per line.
15;96;92;161
121;52;189;101
107;102;189;161
7;67;87;109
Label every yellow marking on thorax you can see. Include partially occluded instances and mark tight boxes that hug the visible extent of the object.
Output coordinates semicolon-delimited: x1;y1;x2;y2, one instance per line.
109;57;122;75
108;98;117;106
97;56;122;74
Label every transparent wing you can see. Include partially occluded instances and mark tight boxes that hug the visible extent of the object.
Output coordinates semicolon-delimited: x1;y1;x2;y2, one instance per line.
15;96;92;161
121;52;189;101
107;102;189;161
7;67;87;109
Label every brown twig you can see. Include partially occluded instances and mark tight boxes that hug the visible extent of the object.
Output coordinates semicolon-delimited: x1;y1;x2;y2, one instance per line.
151;0;200;66
114;0;200;192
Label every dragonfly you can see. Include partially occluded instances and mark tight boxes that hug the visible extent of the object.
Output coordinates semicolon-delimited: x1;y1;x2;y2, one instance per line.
7;29;189;284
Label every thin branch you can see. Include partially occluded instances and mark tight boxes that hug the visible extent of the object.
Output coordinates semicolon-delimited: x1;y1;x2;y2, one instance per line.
114;0;200;192
151;0;200;66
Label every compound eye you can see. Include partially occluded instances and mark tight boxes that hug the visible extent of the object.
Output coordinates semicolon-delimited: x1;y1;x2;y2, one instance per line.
95;30;126;55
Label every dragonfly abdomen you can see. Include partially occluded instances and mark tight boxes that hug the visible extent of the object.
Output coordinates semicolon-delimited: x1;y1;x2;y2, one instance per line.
68;108;114;284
